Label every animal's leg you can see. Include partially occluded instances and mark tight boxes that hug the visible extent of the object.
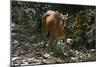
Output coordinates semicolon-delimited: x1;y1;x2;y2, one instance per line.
63;34;70;55
48;37;54;52
49;37;58;54
52;39;58;54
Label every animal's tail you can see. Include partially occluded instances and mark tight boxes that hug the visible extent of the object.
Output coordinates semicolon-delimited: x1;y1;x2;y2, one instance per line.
42;13;50;31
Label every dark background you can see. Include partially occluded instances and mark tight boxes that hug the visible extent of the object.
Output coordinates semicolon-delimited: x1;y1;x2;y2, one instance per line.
11;1;96;66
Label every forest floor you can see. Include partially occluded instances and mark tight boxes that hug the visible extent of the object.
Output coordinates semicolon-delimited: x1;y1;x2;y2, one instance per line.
11;32;96;66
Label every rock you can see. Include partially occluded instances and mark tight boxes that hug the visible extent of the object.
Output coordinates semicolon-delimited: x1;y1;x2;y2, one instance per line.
90;49;95;52
27;58;35;64
23;62;28;64
56;58;62;63
75;50;79;56
11;33;16;36
43;53;51;59
71;57;77;61
13;40;18;44
45;44;49;47
79;55;83;59
49;52;54;55
12;57;20;61
42;59;47;63
22;59;27;62
11;23;15;27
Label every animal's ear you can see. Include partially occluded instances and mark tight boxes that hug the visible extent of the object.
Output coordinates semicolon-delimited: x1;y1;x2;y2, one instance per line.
64;13;69;20
60;13;63;19
55;11;60;13
61;15;69;20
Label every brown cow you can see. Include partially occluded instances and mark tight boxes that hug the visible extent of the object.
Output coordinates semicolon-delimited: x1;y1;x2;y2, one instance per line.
42;10;69;53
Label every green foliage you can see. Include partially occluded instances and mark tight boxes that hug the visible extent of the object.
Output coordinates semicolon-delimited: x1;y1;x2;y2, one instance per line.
11;1;96;54
11;1;96;65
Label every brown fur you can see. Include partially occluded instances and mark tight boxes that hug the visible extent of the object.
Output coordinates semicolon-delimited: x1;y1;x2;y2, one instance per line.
42;10;69;53
42;10;68;39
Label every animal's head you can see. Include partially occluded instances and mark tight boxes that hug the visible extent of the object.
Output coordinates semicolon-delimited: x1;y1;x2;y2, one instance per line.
60;14;71;31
